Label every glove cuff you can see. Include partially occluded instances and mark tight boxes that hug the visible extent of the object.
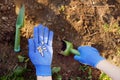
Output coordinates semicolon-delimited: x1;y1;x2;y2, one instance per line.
93;56;105;67
35;65;51;76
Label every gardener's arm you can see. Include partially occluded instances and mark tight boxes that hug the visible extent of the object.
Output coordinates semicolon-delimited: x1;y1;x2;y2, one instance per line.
96;59;120;80
37;76;52;80
28;24;54;80
74;46;120;80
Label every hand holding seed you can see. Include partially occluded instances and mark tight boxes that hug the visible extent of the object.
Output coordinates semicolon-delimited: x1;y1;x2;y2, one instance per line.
28;24;54;76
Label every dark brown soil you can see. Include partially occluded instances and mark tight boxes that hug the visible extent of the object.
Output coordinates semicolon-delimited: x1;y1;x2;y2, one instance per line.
0;0;120;80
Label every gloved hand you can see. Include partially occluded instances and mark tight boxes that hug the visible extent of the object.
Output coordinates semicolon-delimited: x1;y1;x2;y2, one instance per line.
28;24;54;76
74;46;105;67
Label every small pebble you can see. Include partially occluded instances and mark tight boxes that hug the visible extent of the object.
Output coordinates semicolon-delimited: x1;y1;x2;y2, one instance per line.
62;28;64;32
2;16;8;21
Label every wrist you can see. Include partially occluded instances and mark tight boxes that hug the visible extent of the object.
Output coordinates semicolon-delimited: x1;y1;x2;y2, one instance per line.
37;76;52;80
35;65;51;76
94;56;105;67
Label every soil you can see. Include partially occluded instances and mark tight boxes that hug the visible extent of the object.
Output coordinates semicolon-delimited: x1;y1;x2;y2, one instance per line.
0;0;120;80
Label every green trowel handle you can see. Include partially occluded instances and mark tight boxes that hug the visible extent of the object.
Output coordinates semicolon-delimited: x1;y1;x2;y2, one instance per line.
70;49;80;56
14;27;20;52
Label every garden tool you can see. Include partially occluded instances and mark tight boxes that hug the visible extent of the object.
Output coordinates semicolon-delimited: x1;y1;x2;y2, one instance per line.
61;40;80;56
14;5;25;52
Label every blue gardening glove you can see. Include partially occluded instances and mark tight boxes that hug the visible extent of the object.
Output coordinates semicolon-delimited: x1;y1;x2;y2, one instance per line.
74;46;105;67
28;24;54;76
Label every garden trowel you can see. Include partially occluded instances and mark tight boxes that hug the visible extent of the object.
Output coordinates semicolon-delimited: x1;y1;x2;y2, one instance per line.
61;40;80;56
14;5;25;52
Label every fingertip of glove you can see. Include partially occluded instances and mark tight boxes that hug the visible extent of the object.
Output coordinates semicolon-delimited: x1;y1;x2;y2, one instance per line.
49;31;54;37
38;24;43;27
77;46;82;50
34;26;38;31
78;46;93;50
50;31;54;34
44;26;49;30
74;55;80;61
